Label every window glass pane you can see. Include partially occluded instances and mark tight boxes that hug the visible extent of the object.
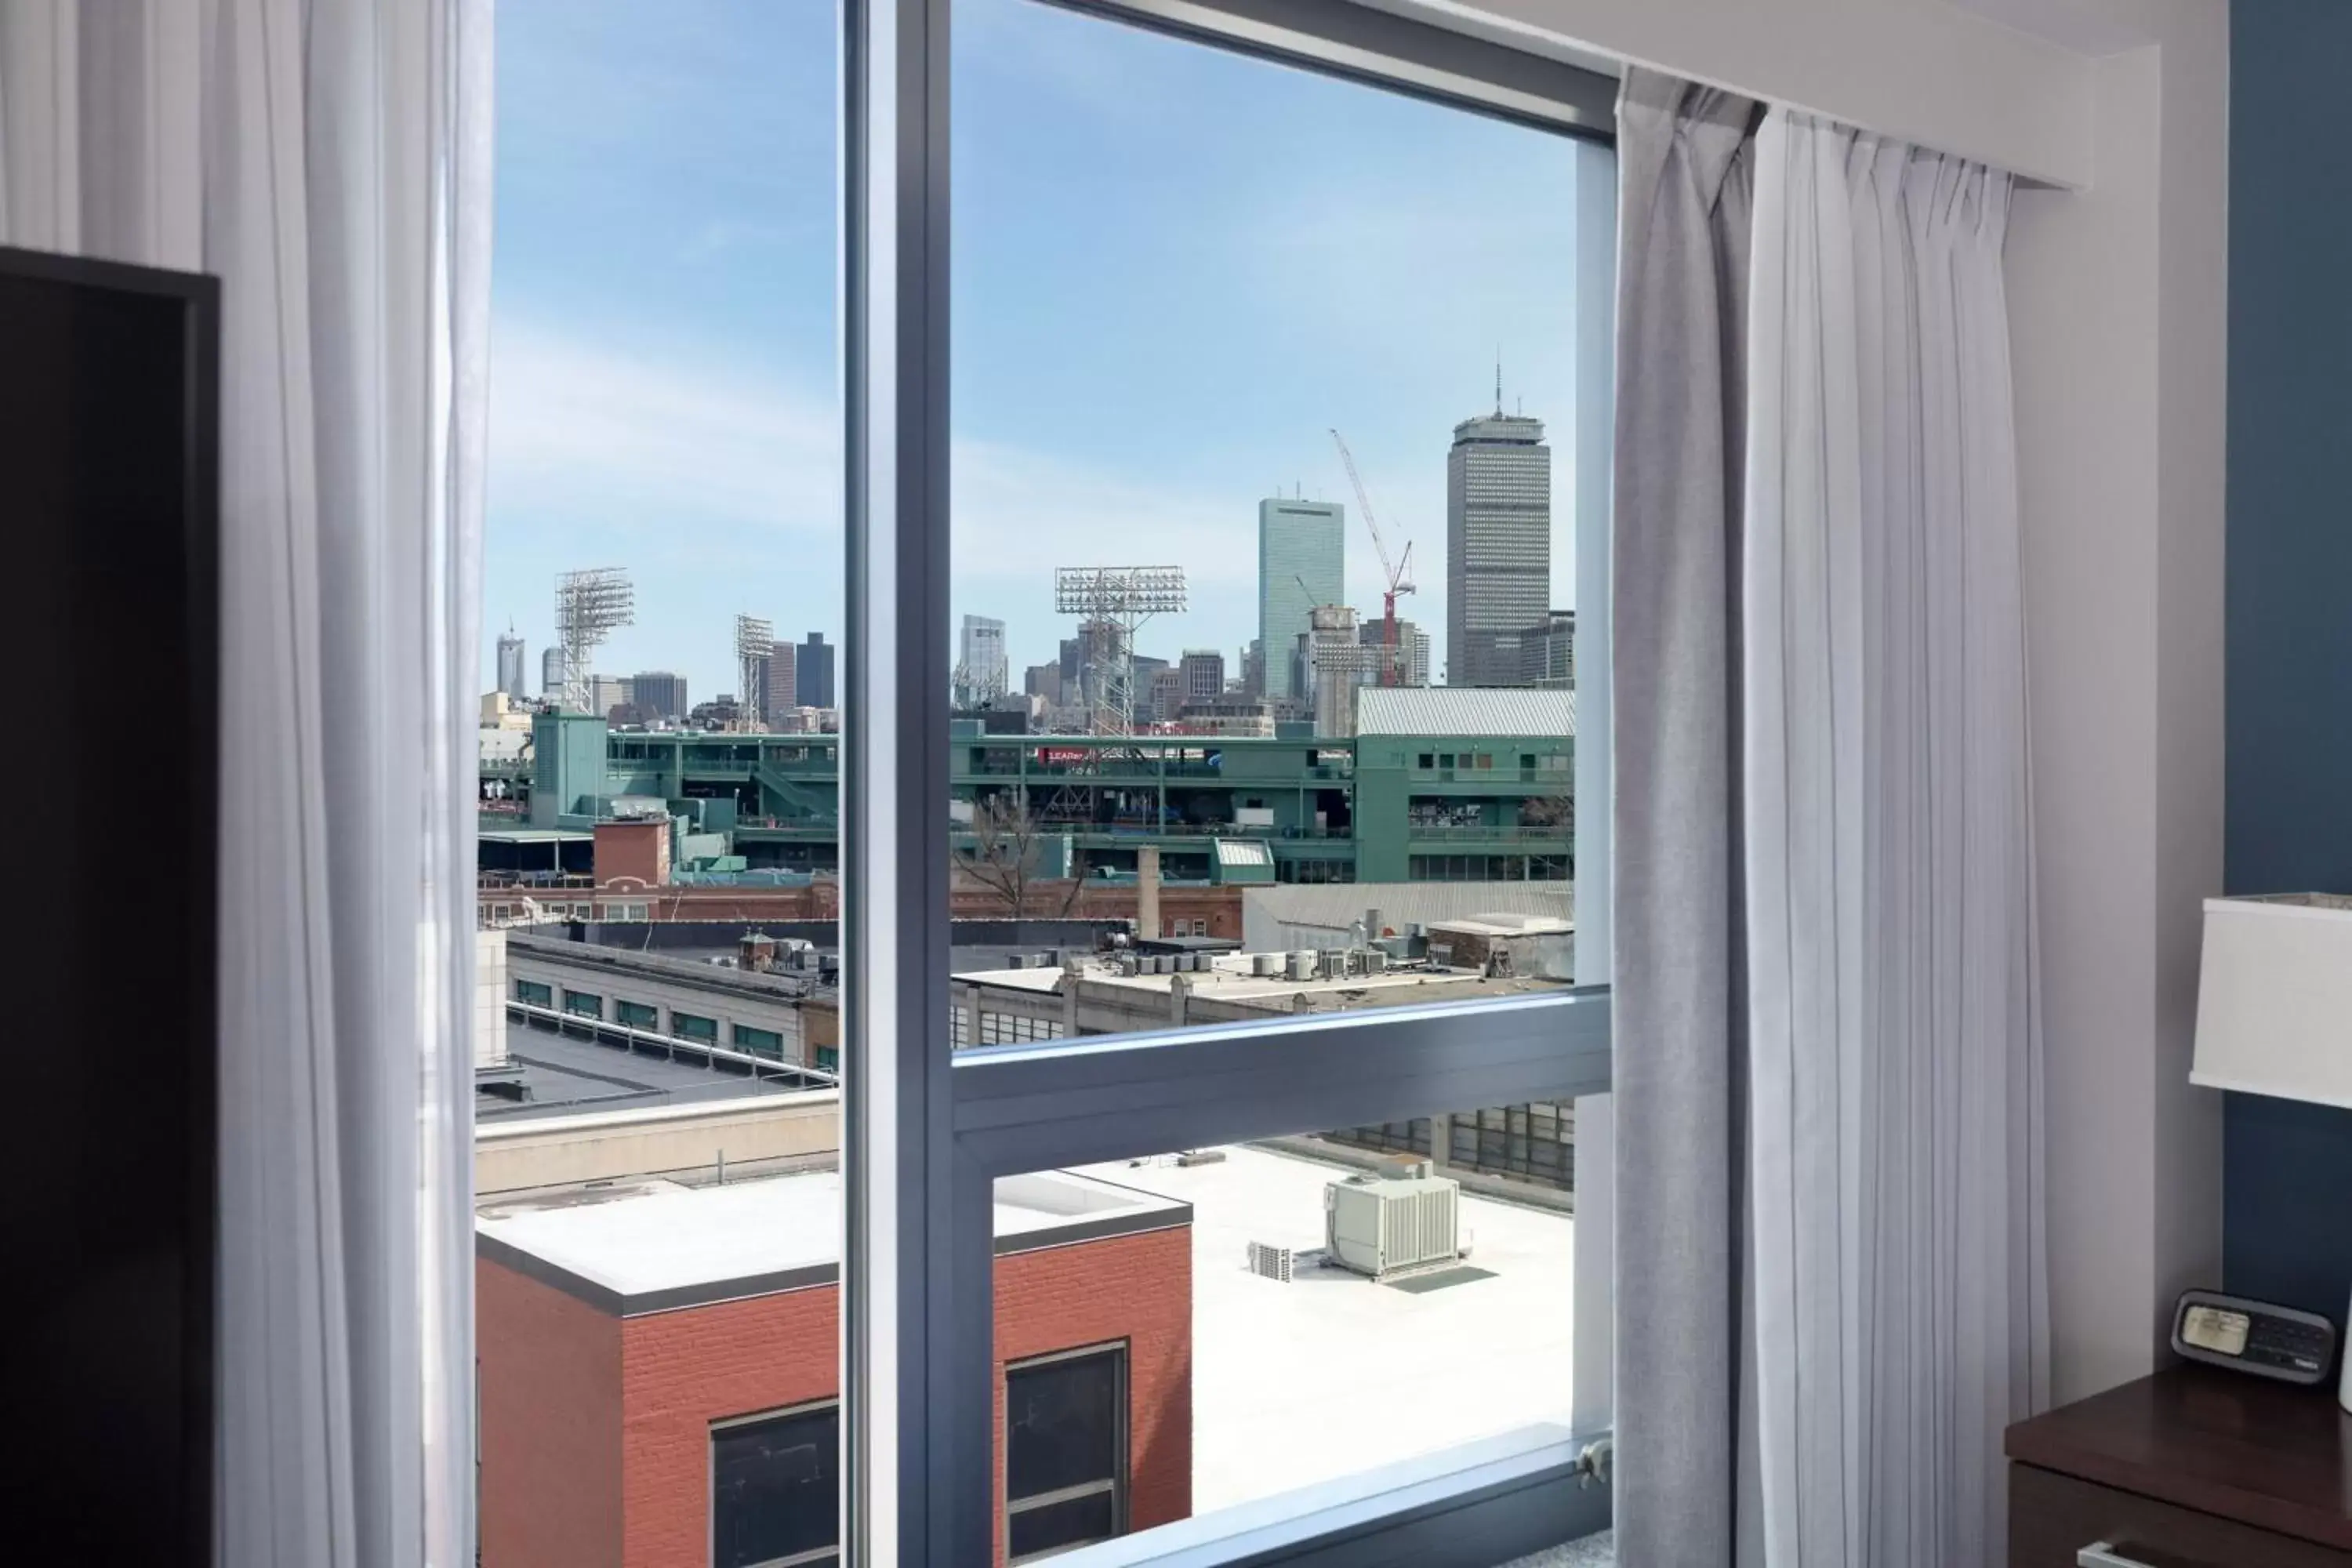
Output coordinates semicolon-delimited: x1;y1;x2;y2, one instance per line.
713;1404;841;1568
948;0;1590;1056
989;1116;1580;1546
473;5;844;1568
1008;1490;1118;1562
1007;1348;1124;1501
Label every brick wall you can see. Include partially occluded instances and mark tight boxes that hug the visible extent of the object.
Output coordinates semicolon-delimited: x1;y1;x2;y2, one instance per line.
477;1258;624;1568
994;1227;1193;1556
481;1223;1190;1568
593;818;668;891
620;1286;841;1568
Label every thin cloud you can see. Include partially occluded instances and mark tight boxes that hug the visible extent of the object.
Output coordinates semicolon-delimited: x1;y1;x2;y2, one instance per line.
486;321;842;534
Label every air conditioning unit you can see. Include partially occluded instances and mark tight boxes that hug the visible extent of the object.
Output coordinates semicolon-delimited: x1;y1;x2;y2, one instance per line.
1323;1172;1461;1281
1251;952;1282;978
1247;1241;1294;1283
1287;950;1316;981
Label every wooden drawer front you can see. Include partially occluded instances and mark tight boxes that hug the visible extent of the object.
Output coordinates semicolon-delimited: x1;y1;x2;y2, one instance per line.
2012;1465;2352;1568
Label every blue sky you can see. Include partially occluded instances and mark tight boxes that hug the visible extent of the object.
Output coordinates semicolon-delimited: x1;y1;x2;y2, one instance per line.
483;0;1584;699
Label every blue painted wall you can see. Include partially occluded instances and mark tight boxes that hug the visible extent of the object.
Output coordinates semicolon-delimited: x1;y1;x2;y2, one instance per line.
2223;0;2352;1318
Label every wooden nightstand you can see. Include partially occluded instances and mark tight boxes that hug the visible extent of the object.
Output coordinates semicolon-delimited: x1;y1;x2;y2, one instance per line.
2005;1365;2352;1566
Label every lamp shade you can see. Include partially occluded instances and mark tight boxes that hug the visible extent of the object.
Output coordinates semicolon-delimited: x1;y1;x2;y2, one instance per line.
2191;894;2352;1109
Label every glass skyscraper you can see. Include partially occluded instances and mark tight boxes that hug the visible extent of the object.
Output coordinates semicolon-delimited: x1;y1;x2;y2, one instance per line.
1256;497;1345;702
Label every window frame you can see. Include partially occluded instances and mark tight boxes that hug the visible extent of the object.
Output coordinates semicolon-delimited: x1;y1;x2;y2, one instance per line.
711;1398;844;1568
1004;1342;1130;1563
840;1;1620;1563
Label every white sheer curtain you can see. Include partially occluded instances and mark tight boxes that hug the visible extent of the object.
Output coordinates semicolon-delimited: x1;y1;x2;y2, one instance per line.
1744;109;2048;1568
0;4;493;1564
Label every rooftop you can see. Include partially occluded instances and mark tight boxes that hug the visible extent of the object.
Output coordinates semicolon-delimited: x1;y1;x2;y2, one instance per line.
477;1165;1189;1316
481;1025;815;1123
1071;1144;1576;1514
955;950;1568;1007
1355;685;1577;738
1243;880;1576;937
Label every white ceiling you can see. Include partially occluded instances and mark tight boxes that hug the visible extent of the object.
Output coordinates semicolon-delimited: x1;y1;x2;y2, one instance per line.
1938;0;2157;60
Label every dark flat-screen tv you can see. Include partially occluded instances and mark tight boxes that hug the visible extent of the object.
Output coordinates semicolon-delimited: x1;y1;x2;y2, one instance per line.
0;245;216;1559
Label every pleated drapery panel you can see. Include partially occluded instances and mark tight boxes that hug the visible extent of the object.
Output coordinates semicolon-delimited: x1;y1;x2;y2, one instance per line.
0;5;495;1564
1610;67;1761;1568
1744;111;2049;1568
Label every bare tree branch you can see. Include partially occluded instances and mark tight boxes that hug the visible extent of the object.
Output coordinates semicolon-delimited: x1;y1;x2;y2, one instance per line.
955;792;1043;916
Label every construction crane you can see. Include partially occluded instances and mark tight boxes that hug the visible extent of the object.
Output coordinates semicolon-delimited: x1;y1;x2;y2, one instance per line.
1328;428;1416;686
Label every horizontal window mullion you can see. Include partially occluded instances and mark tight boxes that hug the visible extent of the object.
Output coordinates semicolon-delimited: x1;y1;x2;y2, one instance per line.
953;989;1607;1109
949;993;1610;1175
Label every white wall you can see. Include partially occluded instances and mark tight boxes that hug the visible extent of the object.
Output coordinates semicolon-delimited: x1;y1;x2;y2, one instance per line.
1428;0;2099;185
1439;0;2230;1403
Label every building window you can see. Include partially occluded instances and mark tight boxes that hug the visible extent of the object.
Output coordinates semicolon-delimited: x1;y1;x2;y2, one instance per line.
512;978;552;1008
562;989;601;1019
672;1011;718;1044
1005;1344;1127;1563
615;999;658;1031
815;1046;839;1073
711;1401;840;1568
734;1022;785;1060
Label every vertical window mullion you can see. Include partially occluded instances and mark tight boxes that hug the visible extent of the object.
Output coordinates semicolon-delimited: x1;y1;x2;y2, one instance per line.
842;0;963;1565
1569;133;1617;1437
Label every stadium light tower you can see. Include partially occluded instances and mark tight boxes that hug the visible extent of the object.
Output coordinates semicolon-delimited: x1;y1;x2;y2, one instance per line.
735;613;775;731
1053;564;1186;736
554;567;634;713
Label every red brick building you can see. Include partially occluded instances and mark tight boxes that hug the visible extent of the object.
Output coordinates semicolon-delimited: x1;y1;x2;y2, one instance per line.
481;875;1244;939
477;1168;1192;1567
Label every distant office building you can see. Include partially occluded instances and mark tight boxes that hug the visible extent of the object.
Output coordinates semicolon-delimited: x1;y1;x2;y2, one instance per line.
1146;667;1185;725
796;633;835;708
632;671;688;723
959;615;1009;703
1519;609;1574;688
762;641;797;726
1179;649;1225;704
1446;405;1551;687
540;647;567;701
1258;497;1345;701
496;626;527;701
1305;605;1379;738
1240;639;1265;700
1359;618;1432;688
1023;662;1064;704
586;675;633;720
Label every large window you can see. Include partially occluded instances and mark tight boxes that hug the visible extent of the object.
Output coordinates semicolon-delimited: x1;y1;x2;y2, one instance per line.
474;0;1615;1564
936;0;1616;1555
713;1402;841;1568
1005;1345;1127;1562
474;8;847;1568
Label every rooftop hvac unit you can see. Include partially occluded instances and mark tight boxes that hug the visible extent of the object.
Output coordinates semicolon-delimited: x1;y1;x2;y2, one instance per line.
1250;952;1281;977
1116;954;1139;976
1363;949;1388;974
1007;953;1029;970
1247;1241;1294;1283
1323;1173;1461;1281
1287;950;1316;982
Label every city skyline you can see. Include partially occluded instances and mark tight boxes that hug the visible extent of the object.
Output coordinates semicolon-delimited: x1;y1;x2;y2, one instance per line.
481;0;1584;700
